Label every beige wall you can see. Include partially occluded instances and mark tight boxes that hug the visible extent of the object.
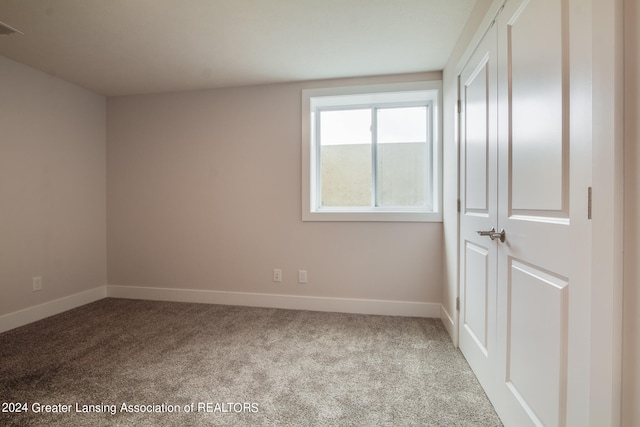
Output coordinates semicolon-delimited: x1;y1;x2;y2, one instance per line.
623;0;640;423
0;56;106;316
107;73;443;304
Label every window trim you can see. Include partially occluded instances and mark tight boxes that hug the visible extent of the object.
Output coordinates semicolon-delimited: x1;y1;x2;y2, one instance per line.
301;81;443;222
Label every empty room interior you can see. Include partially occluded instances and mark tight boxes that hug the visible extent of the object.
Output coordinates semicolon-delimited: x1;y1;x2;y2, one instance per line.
0;0;637;426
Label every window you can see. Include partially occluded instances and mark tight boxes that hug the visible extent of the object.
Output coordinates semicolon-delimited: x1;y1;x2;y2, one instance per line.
302;81;442;222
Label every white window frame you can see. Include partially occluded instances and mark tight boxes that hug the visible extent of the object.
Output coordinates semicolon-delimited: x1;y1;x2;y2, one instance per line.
301;81;443;222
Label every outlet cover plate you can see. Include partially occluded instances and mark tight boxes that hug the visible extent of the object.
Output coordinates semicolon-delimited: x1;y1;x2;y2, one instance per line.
32;276;42;291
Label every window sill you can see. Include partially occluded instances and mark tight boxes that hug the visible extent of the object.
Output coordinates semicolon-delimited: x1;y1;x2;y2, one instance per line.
302;210;442;222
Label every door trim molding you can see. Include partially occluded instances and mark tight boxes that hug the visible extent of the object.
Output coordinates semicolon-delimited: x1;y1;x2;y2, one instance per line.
589;0;624;424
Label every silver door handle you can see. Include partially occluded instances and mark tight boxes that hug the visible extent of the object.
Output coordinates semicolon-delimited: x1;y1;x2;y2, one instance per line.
476;228;506;243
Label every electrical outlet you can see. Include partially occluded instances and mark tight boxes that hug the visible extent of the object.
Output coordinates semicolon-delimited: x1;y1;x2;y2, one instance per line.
298;270;308;284
32;276;42;292
273;269;282;282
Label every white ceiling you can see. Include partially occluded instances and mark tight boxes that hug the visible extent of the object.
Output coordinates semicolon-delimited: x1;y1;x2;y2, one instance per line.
0;0;476;96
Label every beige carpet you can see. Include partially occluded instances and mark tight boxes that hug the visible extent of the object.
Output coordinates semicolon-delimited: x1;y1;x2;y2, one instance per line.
0;298;502;426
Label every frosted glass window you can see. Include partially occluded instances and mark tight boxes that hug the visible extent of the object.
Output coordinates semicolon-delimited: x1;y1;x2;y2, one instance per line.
319;109;372;207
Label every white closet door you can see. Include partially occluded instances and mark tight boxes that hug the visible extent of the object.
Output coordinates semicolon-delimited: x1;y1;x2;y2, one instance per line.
458;25;499;399
458;0;593;425
493;0;591;425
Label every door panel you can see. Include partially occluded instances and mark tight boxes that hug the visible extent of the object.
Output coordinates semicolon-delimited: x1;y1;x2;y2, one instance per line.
458;25;498;396
508;0;566;213
465;57;491;213
496;0;584;425
464;242;490;353
506;259;569;427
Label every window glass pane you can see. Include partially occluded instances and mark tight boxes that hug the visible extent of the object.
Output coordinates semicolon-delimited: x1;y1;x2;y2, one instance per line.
376;107;428;207
377;106;427;143
320;109;372;207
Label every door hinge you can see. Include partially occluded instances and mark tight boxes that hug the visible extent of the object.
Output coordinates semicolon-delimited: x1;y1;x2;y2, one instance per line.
457;199;461;213
587;187;592;219
457;99;462;114
456;297;460;311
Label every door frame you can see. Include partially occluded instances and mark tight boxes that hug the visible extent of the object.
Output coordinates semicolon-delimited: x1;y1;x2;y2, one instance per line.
588;0;624;424
442;0;624;424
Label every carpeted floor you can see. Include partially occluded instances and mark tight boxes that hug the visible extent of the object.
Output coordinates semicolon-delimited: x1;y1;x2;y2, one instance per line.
0;298;502;426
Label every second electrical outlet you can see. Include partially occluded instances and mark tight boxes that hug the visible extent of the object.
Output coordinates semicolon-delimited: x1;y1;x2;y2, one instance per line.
273;269;282;282
298;270;308;284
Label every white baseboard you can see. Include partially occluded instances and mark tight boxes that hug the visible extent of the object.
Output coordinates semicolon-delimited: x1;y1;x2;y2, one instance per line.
441;304;458;346
107;285;441;318
0;285;440;334
0;286;107;333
